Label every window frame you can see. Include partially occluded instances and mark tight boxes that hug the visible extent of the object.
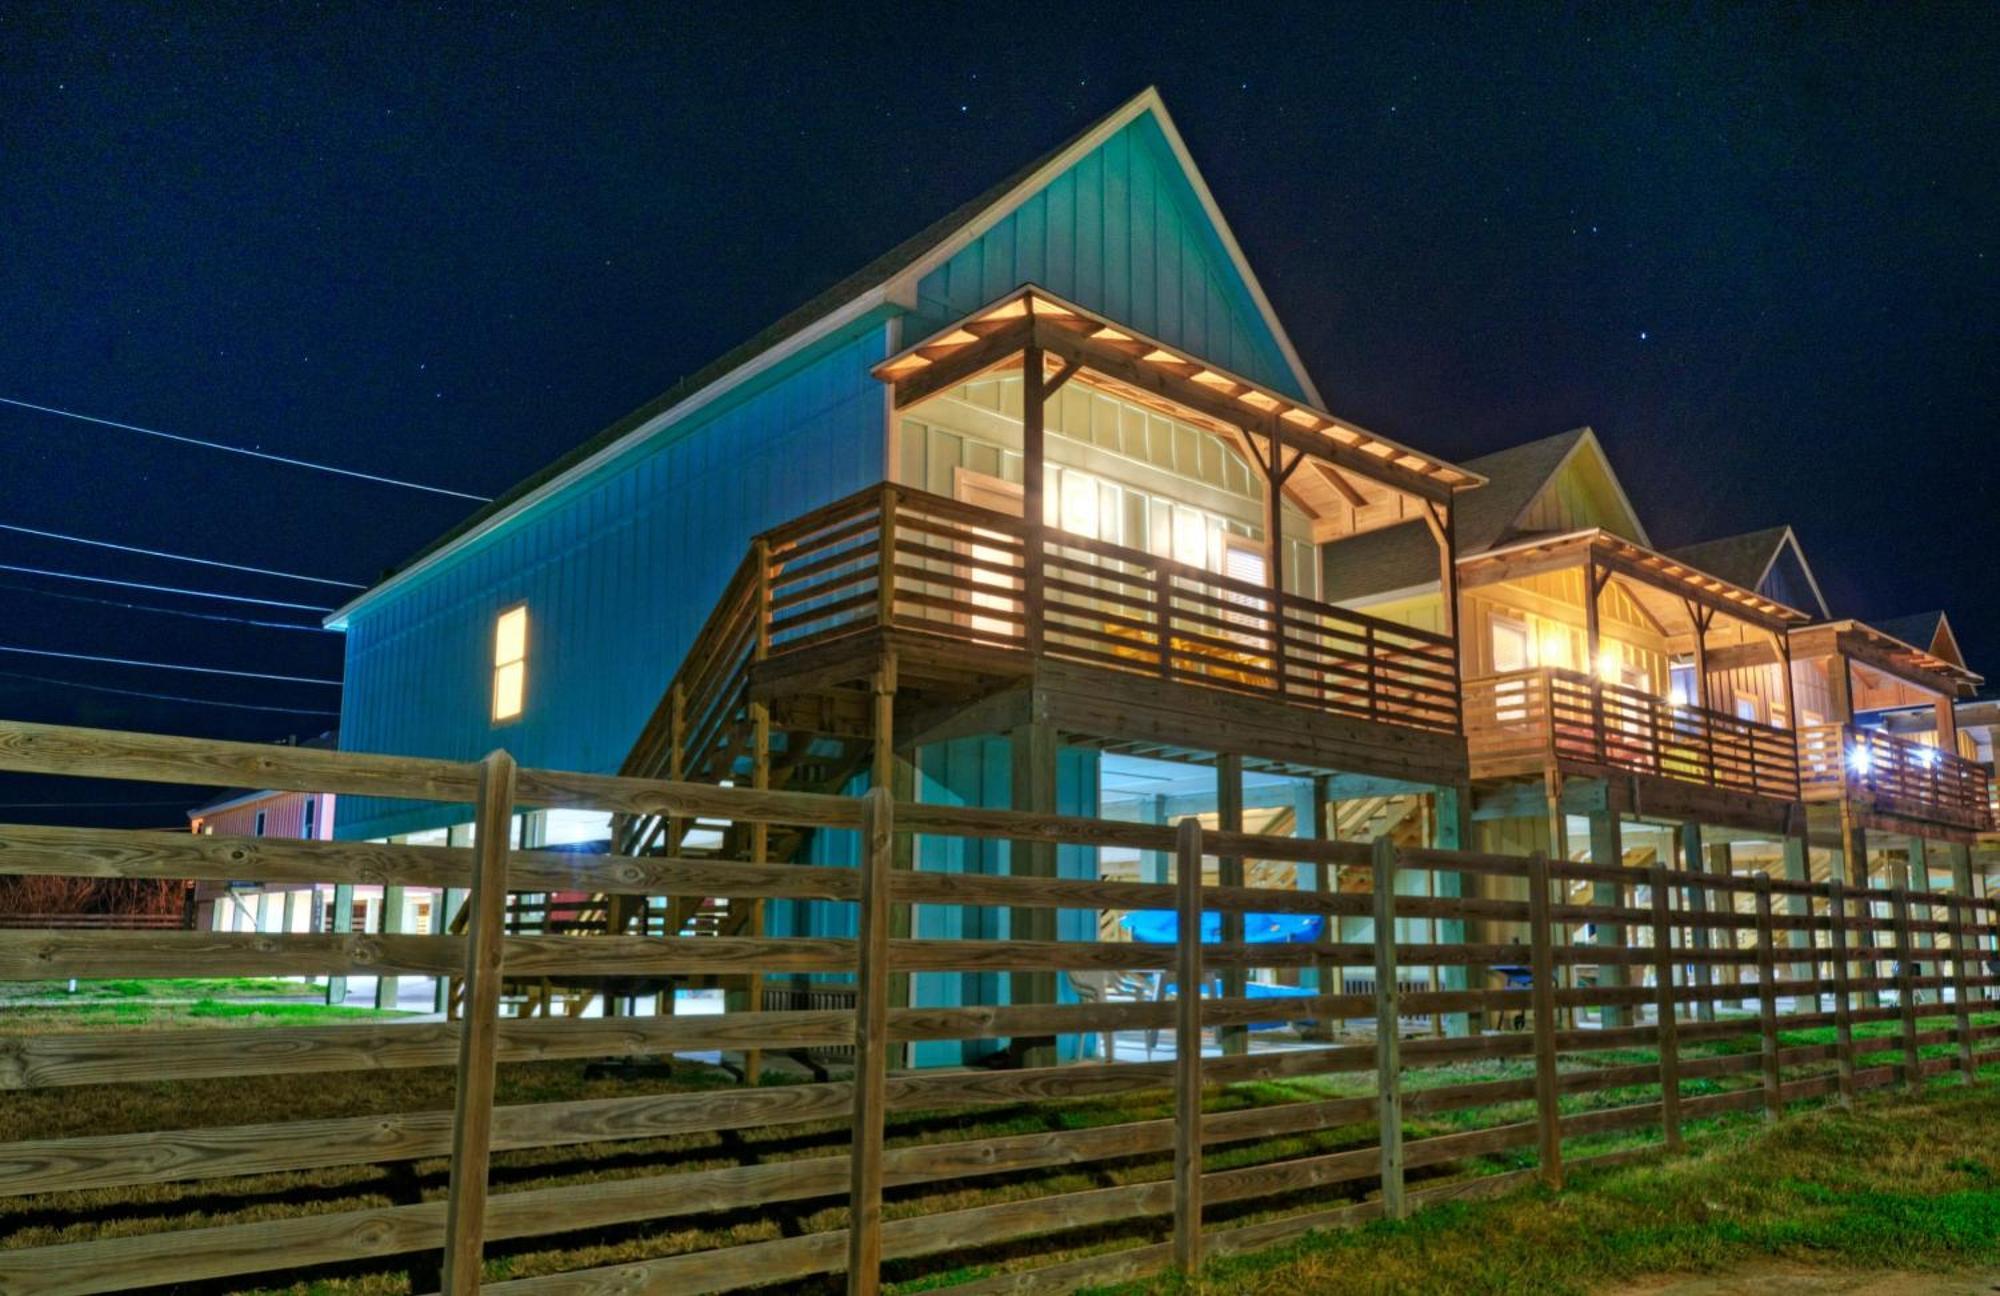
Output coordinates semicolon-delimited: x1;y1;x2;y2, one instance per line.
491;601;529;725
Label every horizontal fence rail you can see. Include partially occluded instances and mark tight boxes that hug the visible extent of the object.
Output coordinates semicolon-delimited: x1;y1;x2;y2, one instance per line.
0;720;1996;1294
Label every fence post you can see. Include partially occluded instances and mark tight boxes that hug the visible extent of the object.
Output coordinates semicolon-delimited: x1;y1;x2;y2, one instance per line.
1172;816;1205;1276
1371;834;1406;1219
1752;874;1781;1121
440;749;517;1295
1949;895;1978;1084
1525;851;1563;1190
1827;878;1856;1106
1647;864;1682;1153
847;786;895;1296
1892;886;1922;1093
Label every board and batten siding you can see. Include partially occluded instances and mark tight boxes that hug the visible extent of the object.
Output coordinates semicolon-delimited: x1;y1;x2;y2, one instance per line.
902;374;1322;597
909;113;1305;401
335;317;896;840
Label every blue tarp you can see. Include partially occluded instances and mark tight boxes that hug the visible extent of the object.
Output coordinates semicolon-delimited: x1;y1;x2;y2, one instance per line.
1119;910;1323;944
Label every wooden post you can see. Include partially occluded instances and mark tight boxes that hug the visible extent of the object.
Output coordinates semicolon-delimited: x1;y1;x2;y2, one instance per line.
1010;717;1059;1068
1827;877;1857;1106
1647;865;1682;1152
374;884;406;1010
741;694;772;1086
1216;753;1248;1056
1021;341;1046;656
440;749;516;1295
846;787;894;1296
1371;835;1406;1219
1892;886;1922;1092
1155;566;1175;681
1949;895;1978;1084
1752;874;1781;1121
1311;777;1334;1009
325;881;354;1005
1588;809;1628;1026
1172;815;1205;1277
435;886;467;1014
1680;823;1714;1023
1526;851;1563;1190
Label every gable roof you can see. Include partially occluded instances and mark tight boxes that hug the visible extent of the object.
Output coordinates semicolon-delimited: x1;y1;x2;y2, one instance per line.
1666;525;1831;622
329;88;1322;628
1871;611;1967;670
1323;426;1644;602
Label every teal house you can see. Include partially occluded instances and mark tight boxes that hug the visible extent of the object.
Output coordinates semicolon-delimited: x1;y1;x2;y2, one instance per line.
328;90;1485;1063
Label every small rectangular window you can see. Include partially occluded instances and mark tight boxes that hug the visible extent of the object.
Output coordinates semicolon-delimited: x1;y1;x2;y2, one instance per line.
493;604;528;722
253;810;267;838
301;796;317;841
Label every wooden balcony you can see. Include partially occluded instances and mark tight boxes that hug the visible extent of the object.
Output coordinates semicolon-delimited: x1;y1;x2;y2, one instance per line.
1798;723;1993;831
1465;667;1801;802
662;484;1462;781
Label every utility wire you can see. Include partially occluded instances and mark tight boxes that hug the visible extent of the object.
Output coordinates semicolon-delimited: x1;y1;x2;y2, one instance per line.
0;563;333;613
0;644;341;687
0;798;199;810
0;669;339;716
0;580;331;633
0;395;491;502
0;523;363;589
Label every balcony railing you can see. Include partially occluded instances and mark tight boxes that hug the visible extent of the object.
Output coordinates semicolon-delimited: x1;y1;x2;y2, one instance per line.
681;482;1453;730
1464;667;1801;801
1798;724;1993;830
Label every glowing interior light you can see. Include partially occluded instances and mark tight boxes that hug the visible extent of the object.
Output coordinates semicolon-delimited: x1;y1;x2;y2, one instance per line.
1538;633;1570;669
1847;744;1873;776
1914;745;1940;769
1597;648;1622;683
1668;685;1690;707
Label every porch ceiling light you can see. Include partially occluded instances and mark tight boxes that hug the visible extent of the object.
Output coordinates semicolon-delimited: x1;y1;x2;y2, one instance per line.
1914;745;1940;769
1847;744;1874;776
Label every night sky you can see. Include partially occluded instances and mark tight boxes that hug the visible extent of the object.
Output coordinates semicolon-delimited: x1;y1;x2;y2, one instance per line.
2;6;1994;824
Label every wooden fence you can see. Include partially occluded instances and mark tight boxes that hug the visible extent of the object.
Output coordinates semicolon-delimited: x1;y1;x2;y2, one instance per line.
0;719;1997;1294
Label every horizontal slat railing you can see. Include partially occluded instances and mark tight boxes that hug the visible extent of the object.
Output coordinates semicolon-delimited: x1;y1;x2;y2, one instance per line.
748;483;1462;735
1466;667;1800;800
1799;722;1994;830
1;719;1996;1294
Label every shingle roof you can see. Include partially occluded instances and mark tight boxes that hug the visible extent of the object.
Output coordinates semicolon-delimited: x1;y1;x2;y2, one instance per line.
1322;427;1595;602
1664;527;1791;594
1870;612;1955;665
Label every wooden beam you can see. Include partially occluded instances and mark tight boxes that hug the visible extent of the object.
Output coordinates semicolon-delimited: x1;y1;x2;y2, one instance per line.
889;319;1034;408
1030;321;1455;504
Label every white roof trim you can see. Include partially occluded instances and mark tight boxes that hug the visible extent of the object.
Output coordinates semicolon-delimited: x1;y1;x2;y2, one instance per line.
325;286;890;628
1758;527;1831;622
330;88;1327;627
1499;427;1652;550
885;86;1326;408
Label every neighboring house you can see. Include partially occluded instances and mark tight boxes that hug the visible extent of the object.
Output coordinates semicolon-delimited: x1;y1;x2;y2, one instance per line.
326;89;1490;1061
1327;427;1988;912
187;734;454;1007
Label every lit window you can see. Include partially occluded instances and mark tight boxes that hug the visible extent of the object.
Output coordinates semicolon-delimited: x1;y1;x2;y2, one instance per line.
493;604;528;722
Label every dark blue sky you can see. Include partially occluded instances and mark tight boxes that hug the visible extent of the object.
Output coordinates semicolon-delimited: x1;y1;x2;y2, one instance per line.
1;5;1994;822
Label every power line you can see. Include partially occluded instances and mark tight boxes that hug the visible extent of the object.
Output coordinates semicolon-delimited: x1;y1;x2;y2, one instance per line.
0;580;331;633
0;563;333;613
0;394;491;502
0;798;198;810
0;523;363;590
0;644;341;686
0;669;339;716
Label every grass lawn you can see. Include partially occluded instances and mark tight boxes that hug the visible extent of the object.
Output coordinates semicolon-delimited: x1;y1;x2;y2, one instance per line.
1090;1079;2000;1296
0;1001;1993;1294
